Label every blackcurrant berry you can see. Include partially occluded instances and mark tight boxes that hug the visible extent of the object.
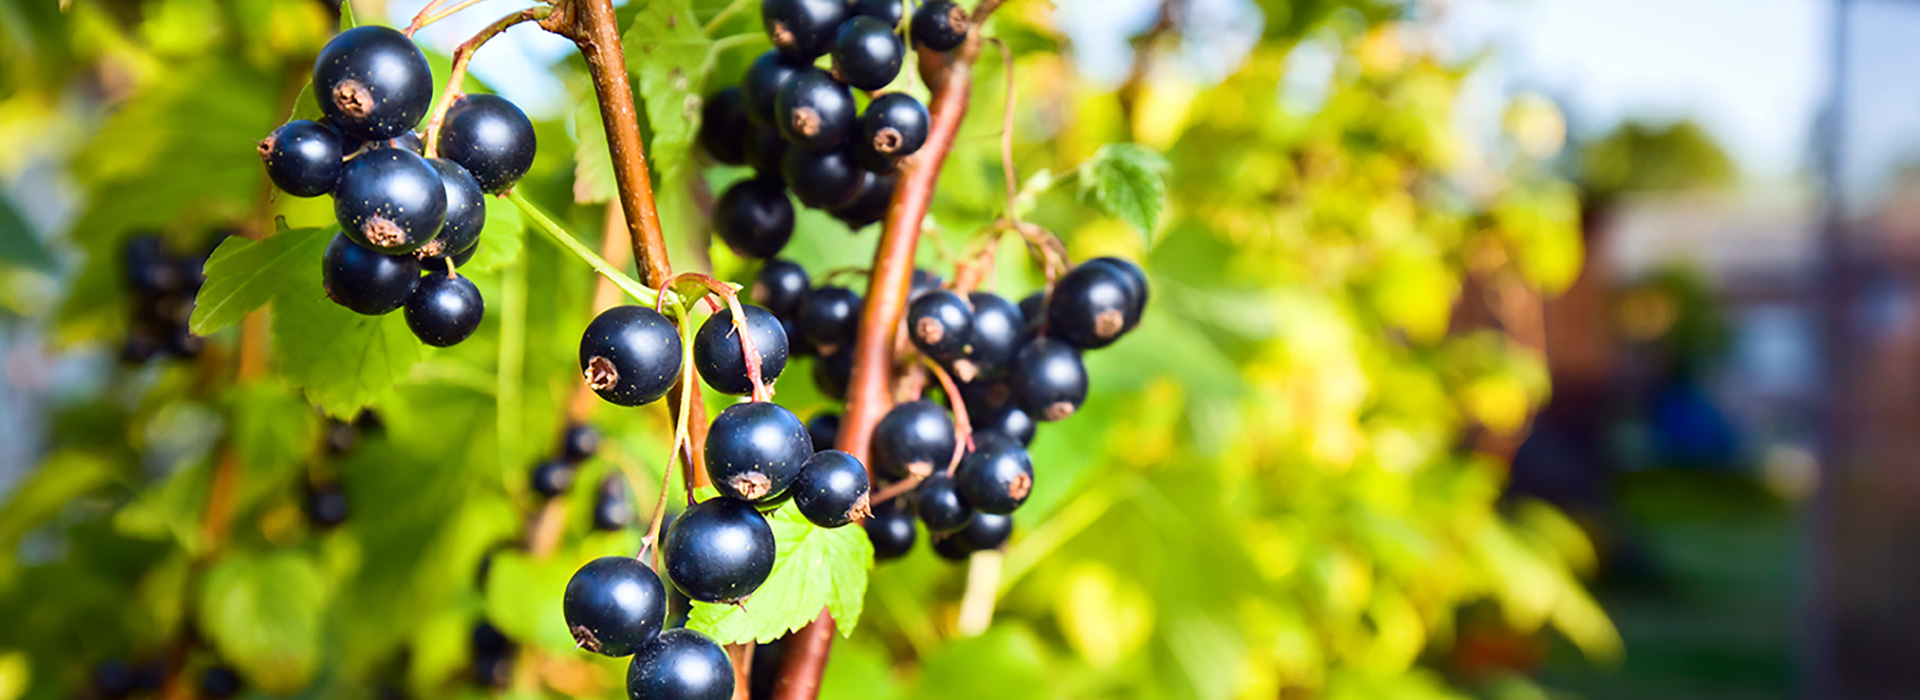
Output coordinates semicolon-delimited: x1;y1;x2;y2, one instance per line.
741;50;807;126
957;377;1013;411
324;419;358;454
530;460;575;497
699;86;749;166
579;305;683;407
865;498;917;560
911;0;970;52
322;233;421;315
473;621;513;658
850;0;906;27
1087;256;1148;326
760;0;848;59
415;158;486;265
561;423;602;463
1010;337;1087;421
953;292;1024;382
955;433;1032;514
743;121;790;175
907;289;973;363
781;314;812;357
94;660;136;698
167;326;205;359
914;471;973;534
807;412;840;452
473;654;513;689
335;147;447;253
774;68;857;151
438;94;536;193
750;258;810;316
313;26;434;141
703;401;812;502
910;268;943;300
872;400;956;479
714;178;795;259
797;285;862;351
593;475;633;531
792;449;871;527
829;171;895;230
387;129;425;154
200;667;241;700
782;147;867;210
663;497;776;603
858;93;929;166
306;481;349;528
564;555;666;657
832;16;905;90
124;235;179;294
260;120;343;197
1047;262;1136;349
693;304;789;396
931;530;974;560
1018;291;1045;334
404;272;484;347
954;511;1012;550
971;402;1035;446
627;629;733;700
812;346;853;400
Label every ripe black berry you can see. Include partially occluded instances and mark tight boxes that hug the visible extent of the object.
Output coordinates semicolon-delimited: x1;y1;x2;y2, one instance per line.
910;268;943;300
416;158;485;265
797;286;862;351
932;530;974;560
530;460;574;497
473;621;513;658
200;667;241;700
312;26;434;141
914;472;973;534
954;511;1012;550
1010;337;1087;421
663;497;776;603
832;16;905;90
322;232;421;315
699;86;749;166
564;555;665;657
750;258;810;316
911;0;971;52
741;50;807;126
971;402;1035;446
693;304;789;395
907;289;973;363
955;433;1032;514
1018;291;1045;334
579;305;683;407
830;171;895;229
792;450;871;527
807;412;840;451
775;68;857;151
850;0;906;27
761;0;848;59
743;121;790;175
1047;262;1137;349
781;147;866;210
813;346;853;400
561;423;601;463
703;401;812;501
714;178;795;259
260;120;343;197
872;400;956;479
593;475;633;531
865;498;917;560
404;272;484;347
335;147;447;253
306;481;349;528
627;629;733;700
438;94;536;193
1088;256;1148;325
858;93;929;166
953;292;1024;382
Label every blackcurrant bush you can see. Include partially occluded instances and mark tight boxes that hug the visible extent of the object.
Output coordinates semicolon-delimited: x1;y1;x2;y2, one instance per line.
914;471;973;534
561;423;601;463
954;511;1012;550
306;481;349;528
850;0;906;27
971;402;1035;446
832;16;905;90
313;26;434;141
872;400;956;479
335;147;447;253
955;433;1032;514
761;0;848;60
593;475;633;531
322;232;421;315
415;158;486;265
911;0;970;52
699;86;749;166
797;285;861;351
858;93;929;166
1047;261;1137;349
564;555;666;657
259;120;343;197
200;667;241;700
750;258;810;316
703;401;812;502
743;121;790;175
807;412;840;452
714;178;795;259
742;50;807;126
953;292;1024;382
782;147;867;210
579;305;683;407
627;629;734;700
792;449;871;527
813;346;853;400
530;460;575;498
907;289;974;363
1010;337;1087;421
663;497;776;603
775;68;857;151
865;498;917;560
693;304;789;395
438;94;536;193
829;171;895;229
404;272;484;347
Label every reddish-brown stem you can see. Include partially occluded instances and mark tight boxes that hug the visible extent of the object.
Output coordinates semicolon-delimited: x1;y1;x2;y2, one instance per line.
422;7;548;158
405;0;492;36
770;609;836;700
869;473;926;506
920;357;973;476
991;39;1019;223
670;272;774;401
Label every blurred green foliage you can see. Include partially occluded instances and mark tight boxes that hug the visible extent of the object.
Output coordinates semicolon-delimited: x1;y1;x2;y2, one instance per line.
1579;120;1738;201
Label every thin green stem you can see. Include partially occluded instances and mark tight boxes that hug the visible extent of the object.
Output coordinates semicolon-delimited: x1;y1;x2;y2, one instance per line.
669;295;702;504
700;0;754;36
697;32;768;83
508;191;665;306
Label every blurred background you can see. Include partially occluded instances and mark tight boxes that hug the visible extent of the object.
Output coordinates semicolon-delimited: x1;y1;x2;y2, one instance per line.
5;0;1918;698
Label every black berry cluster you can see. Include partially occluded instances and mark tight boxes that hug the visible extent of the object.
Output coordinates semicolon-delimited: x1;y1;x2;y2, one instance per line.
529;422;601;499
258;25;539;348
120;233;219;363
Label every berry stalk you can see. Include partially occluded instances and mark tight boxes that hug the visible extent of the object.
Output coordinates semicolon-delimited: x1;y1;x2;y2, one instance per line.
421;7;549;159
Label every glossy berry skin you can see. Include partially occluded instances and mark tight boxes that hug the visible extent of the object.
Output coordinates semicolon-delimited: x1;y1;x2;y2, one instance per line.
851;0;906;26
954;292;1024;382
306;482;349;528
774;68;856;151
781;147;866;210
714;178;794;259
797;286;861;351
807;412;840;452
751;258;810;316
594;476;633;531
954;512;1012;550
907;289;974;363
312;26;434;141
693;305;789;395
418;158;485;264
971;402;1035;446
832;16;904;90
200;667;240;700
761;0;848;60
830;171;894;229
335;147;447;253
322;233;421;315
260;120;343;197
704;402;812;502
792;450;871;527
626;629;734;700
859;93;929;166
955;434;1033;514
438;94;537;193
741;50;807;126
561;423;601;463
910;269;943;300
1087;256;1149;328
663;497;776;603
530;460;575;498
564;556;666;657
1048;262;1138;349
404;272;484;347
932;530;974;560
872;400;956;479
1010;337;1088;421
865;498;916;560
914;472;973;534
812;346;853;400
580;306;683;407
698;86;749;165
743;122;789;176
1018;291;1045;335
911;0;971;52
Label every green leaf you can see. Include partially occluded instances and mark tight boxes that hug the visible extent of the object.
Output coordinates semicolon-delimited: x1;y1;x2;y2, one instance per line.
1079;143;1169;240
269;243;424;417
909;625;1051;700
621;0;713;180
199;551;328;693
462;194;525;272
572;105;618;204
686;501;872;644
226;383;321;508
0;191;57;273
482;551;578;653
189;223;334;335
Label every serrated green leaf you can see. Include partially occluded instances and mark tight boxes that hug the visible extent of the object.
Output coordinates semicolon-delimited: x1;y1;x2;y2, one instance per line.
482;551;578;653
189;223;334;335
463;193;524;271
686;501;872;644
622;0;712;181
573;104;618;204
199;551;327;694
1079;143;1169;240
269;241;424;417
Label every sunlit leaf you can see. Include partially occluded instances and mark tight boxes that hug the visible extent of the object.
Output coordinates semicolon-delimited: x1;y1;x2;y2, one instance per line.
189;222;334;335
686;500;871;644
1079;143;1169;241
